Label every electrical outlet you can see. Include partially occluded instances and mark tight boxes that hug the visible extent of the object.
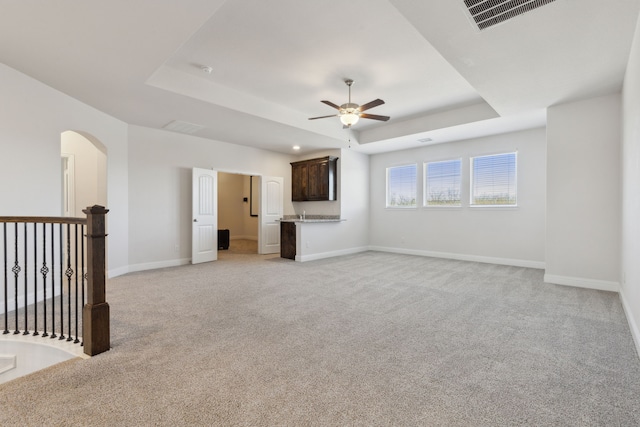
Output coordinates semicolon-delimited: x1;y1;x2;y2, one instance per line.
306;241;310;248
174;244;180;252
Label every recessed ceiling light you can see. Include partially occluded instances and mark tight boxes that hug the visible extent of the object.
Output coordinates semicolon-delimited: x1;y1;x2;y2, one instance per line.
293;145;301;150
418;137;433;143
201;66;213;74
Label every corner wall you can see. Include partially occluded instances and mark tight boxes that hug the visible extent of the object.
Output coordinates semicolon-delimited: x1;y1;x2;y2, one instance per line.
545;94;621;291
621;13;640;353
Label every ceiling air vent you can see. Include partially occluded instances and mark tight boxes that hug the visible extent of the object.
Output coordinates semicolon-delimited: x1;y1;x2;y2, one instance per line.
163;120;205;135
463;0;557;31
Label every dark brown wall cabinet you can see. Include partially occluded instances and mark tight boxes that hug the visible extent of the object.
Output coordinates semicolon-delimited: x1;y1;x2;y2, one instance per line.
291;156;338;201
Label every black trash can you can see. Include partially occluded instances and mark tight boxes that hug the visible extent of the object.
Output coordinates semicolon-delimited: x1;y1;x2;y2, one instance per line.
218;229;230;250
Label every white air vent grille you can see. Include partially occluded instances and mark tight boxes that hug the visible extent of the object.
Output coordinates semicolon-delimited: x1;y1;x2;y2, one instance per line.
163;120;205;134
463;0;556;30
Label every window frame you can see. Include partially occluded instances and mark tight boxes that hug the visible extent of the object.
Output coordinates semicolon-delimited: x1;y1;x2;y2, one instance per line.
423;158;462;208
386;163;418;209
469;151;518;207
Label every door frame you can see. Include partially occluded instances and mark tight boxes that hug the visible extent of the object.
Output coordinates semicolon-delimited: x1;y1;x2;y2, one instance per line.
201;168;283;258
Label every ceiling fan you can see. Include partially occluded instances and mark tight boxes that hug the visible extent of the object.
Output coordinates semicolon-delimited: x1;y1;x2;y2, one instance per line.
308;79;390;127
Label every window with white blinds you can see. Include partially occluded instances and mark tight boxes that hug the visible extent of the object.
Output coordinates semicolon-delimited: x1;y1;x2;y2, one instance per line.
470;152;517;206
424;159;461;207
386;164;417;208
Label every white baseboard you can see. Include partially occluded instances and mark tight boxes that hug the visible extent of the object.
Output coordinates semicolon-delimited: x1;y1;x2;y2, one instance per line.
127;258;191;274
543;274;619;292
296;246;369;262
619;288;640;359
108;265;130;278
368;246;546;270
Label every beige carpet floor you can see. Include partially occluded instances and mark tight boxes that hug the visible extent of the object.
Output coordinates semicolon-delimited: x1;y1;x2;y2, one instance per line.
1;246;640;426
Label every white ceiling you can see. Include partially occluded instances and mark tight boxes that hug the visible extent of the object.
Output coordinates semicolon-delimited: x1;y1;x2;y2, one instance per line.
1;0;638;155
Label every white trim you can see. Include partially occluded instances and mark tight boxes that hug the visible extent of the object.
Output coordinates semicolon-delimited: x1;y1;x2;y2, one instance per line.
619;288;640;359
296;246;369;262
108;265;130;278
0;332;89;359
61;153;76;217
368;246;545;269
0;355;16;375
543;274;619;292
127;258;191;274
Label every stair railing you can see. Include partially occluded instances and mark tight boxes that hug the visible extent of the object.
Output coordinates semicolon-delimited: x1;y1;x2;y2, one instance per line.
0;205;109;356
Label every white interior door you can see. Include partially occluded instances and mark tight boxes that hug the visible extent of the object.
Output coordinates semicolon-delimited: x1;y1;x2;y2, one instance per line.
259;176;283;254
192;168;218;264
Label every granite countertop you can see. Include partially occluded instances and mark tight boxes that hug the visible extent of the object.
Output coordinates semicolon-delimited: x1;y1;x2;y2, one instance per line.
278;215;345;223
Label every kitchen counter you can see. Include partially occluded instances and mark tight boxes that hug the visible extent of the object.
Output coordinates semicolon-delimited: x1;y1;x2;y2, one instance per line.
279;216;345;260
278;215;345;224
278;218;345;223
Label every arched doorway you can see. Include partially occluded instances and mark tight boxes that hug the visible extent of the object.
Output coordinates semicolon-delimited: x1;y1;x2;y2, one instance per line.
60;131;107;216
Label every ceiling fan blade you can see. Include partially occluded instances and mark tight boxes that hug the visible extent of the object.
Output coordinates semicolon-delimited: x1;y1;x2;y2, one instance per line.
360;113;390;121
308;114;338;120
321;100;341;110
358;99;385;112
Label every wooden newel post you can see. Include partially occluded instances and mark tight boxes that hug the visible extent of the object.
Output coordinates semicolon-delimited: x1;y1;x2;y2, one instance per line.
82;205;110;356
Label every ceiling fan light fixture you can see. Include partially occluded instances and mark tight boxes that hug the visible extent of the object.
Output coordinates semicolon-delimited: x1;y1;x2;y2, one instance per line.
308;79;389;126
340;112;360;126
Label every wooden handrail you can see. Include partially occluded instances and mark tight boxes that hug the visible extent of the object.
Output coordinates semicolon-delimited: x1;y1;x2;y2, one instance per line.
0;216;86;225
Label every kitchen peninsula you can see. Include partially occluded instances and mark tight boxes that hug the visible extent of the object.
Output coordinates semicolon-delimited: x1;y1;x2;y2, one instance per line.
279;215;345;260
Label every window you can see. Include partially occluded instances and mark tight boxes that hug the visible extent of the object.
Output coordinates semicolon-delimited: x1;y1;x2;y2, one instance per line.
470;152;517;206
424;159;461;207
386;164;417;208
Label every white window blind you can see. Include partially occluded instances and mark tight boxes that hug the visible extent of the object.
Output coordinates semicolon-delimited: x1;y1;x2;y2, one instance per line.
425;159;461;206
386;164;417;208
470;152;517;206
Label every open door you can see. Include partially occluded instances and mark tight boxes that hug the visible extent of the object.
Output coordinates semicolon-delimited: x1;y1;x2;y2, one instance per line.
192;168;218;264
259;176;283;254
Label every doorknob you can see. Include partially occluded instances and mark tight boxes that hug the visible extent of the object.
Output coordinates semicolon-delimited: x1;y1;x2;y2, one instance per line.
193;219;198;222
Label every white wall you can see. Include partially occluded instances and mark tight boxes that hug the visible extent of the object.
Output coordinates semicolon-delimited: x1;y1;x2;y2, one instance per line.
546;93;621;291
127;125;295;271
621;13;640;352
368;128;546;267
0;63;129;276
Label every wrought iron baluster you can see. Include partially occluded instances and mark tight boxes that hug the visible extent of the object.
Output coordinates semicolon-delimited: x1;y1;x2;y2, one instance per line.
81;223;85;346
50;223;57;339
72;223;79;343
41;223;49;337
13;223;20;334
3;223;8;334
59;223;65;340
33;222;39;336
23;223;29;335
65;223;74;341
